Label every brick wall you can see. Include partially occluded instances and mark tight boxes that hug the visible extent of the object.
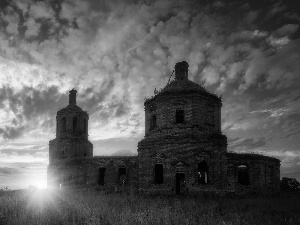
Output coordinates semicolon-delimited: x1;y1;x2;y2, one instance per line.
226;153;280;190
145;93;221;136
48;157;137;189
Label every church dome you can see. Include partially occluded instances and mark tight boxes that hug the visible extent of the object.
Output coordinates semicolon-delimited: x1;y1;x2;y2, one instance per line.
145;61;219;104
143;61;222;137
57;89;87;115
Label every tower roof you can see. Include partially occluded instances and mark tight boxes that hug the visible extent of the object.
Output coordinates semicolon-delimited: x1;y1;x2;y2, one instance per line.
145;61;219;104
57;89;88;115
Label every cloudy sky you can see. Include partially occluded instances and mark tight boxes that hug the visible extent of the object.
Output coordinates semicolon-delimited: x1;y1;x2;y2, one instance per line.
0;0;299;189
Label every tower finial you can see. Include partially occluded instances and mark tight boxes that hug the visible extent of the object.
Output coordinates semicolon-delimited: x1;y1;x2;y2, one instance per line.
69;89;77;106
175;61;189;81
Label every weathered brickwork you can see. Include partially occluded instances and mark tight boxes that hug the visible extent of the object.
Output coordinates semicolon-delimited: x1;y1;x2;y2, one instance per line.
226;153;280;190
48;156;137;189
48;61;280;195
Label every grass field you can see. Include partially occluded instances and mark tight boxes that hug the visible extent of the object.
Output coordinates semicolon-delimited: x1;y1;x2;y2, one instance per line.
0;188;300;225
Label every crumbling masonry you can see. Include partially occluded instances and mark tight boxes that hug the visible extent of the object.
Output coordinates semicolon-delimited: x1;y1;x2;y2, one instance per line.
48;61;280;194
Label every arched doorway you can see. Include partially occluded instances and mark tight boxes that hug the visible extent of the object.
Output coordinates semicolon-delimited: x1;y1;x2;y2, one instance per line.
198;161;208;184
98;168;106;186
237;165;249;185
175;173;186;195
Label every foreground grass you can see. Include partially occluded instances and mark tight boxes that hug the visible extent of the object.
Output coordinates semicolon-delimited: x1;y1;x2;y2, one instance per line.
0;189;300;225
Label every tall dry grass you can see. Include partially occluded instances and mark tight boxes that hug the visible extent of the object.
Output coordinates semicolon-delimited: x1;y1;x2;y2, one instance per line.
0;188;300;225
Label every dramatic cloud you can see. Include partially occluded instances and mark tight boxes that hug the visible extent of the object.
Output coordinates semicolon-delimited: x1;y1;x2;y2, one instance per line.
276;24;299;37
0;0;300;188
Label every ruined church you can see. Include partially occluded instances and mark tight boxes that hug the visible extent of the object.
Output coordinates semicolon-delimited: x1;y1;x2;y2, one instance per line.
48;61;280;194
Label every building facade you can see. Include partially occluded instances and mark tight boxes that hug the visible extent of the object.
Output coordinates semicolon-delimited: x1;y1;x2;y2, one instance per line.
48;62;280;194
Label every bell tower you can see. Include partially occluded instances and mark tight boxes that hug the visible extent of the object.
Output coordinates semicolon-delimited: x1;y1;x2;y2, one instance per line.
48;89;93;187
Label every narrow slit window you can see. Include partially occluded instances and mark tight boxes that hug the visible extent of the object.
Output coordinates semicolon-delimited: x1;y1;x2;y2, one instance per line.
73;117;77;132
154;164;164;184
176;109;184;124
98;168;106;185
150;114;157;130
83;119;87;133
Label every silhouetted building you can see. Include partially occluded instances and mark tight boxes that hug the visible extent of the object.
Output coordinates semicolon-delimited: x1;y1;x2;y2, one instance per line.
48;62;280;194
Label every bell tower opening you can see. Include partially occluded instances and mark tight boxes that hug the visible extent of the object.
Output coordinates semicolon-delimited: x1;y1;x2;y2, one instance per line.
150;114;157;130
73;117;77;132
62;117;66;131
176;109;185;124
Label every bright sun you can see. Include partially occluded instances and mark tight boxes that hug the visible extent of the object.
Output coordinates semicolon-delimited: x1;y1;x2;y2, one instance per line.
27;179;47;189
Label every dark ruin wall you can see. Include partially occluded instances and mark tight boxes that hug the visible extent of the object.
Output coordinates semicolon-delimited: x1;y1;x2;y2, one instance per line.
56;110;89;139
48;156;137;189
226;153;280;190
49;139;93;165
145;93;222;137
137;133;228;194
48;71;281;194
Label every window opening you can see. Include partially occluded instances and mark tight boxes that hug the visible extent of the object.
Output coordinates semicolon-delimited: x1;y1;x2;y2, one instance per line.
98;168;106;185
238;165;249;185
176;173;186;195
150;114;157;130
62;117;66;131
154;164;164;184
83;119;87;133
118;168;127;186
73;117;77;132
198;161;208;184
176;109;184;124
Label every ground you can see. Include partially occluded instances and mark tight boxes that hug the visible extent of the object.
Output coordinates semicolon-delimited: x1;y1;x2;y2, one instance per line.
0;188;300;225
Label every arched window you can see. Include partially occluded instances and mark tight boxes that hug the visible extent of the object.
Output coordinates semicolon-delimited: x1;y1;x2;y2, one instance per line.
83;119;87;133
61;151;65;158
238;165;249;185
154;164;163;184
118;168;127;186
73;117;77;132
62;117;66;131
83;152;86;157
198;161;208;184
176;109;184;124
150;114;157;130
98;168;106;186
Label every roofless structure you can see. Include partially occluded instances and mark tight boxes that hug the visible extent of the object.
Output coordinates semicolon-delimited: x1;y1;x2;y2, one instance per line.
48;61;280;194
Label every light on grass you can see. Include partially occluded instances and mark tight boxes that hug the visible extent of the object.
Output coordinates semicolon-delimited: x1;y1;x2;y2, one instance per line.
25;187;58;213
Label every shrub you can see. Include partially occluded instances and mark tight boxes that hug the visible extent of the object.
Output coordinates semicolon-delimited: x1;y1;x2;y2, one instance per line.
280;177;300;192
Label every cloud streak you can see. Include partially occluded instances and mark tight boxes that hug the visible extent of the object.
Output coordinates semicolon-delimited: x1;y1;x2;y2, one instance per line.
0;0;300;187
